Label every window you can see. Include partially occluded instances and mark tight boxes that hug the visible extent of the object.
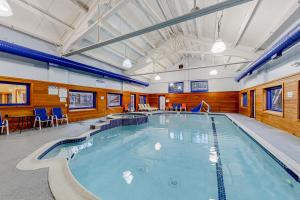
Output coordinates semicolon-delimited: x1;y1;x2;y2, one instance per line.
241;92;248;107
139;95;146;104
0;81;30;106
191;80;208;92
69;90;96;110
169;82;184;93
107;93;122;107
266;86;283;112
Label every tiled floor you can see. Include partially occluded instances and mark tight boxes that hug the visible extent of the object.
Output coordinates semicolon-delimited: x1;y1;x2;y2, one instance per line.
0;119;98;200
0;114;299;200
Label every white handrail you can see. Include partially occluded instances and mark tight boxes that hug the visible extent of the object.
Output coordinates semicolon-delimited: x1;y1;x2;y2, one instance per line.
201;100;210;113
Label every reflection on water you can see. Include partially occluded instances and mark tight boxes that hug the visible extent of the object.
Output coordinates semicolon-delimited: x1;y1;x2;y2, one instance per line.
56;139;94;159
159;114;166;125
122;170;134;184
209;147;218;164
155;142;162;151
169;131;184;141
192;132;208;144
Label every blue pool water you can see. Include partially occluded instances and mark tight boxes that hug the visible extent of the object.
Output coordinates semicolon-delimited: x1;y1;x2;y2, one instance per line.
47;114;300;199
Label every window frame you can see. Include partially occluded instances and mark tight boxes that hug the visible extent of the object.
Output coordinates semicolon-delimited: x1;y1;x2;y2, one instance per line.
265;85;283;113
69;90;96;110
107;93;123;107
139;95;147;104
0;81;30;106
168;82;184;93
190;80;209;93
241;92;248;107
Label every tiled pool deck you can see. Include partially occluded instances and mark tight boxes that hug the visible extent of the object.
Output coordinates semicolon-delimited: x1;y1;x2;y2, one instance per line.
0;113;300;200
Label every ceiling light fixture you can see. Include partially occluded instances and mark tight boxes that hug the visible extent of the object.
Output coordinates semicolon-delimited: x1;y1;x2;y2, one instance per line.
155;74;161;81
211;11;226;54
122;58;132;68
209;69;218;76
211;39;226;54
0;0;13;17
152;59;161;81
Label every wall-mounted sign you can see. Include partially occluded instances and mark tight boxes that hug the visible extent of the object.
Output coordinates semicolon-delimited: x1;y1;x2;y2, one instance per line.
287;91;293;98
60;97;66;102
190;80;208;92
48;86;58;95
59;87;68;98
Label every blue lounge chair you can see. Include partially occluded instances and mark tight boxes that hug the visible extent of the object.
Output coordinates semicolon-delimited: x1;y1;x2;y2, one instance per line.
52;107;68;127
0;114;9;135
34;108;54;130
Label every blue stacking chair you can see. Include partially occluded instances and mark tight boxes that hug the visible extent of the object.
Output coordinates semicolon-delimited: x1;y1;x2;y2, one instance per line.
52;107;68;127
34;108;54;130
0;114;9;135
172;103;177;111
177;103;182;111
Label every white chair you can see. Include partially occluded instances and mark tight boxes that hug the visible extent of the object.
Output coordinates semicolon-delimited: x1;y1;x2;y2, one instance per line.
0;114;9;135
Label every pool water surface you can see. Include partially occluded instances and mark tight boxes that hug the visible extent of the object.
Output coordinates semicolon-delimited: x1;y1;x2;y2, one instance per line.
49;114;300;200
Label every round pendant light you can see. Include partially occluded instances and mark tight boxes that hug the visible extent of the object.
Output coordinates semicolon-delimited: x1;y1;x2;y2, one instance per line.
122;58;132;68
154;74;161;81
211;39;226;54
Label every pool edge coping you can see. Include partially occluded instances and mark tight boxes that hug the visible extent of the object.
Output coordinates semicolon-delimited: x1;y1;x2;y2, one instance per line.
225;114;300;180
16;112;300;200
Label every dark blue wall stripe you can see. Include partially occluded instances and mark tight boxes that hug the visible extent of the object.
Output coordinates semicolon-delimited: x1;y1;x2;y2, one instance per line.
211;117;227;200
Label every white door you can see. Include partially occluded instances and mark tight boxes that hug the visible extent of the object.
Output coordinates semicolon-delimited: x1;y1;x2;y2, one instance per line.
159;96;166;110
130;94;135;111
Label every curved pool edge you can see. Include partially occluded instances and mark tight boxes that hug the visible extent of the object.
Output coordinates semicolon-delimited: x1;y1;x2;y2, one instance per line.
16;113;148;200
16;128;100;200
225;114;300;181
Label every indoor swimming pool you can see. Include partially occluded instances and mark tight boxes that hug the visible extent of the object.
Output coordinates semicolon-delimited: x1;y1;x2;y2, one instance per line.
42;114;300;200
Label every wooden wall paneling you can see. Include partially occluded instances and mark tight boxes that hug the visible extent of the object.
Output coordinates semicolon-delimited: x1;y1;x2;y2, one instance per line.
239;72;300;137
148;92;239;113
0;76;146;131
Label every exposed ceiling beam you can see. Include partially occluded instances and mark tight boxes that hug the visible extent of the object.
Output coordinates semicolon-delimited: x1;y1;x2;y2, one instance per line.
134;0;168;41
69;0;89;12
0;22;61;46
181;35;258;59
141;0;172;38
64;0;253;56
129;61;252;76
232;0;261;47
79;52;125;71
13;0;74;30
115;13;156;48
255;1;300;51
101;21;146;56
61;0;130;53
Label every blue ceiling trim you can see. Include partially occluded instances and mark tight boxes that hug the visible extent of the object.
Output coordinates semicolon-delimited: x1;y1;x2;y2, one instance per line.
236;25;300;82
0;40;149;87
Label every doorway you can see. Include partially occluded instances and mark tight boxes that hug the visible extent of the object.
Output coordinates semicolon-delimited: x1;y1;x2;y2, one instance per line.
130;94;136;111
159;96;166;110
250;90;255;118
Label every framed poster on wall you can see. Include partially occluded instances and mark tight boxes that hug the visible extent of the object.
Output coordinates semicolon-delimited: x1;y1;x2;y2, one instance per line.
190;80;208;92
69;90;96;109
107;93;122;107
168;82;184;93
